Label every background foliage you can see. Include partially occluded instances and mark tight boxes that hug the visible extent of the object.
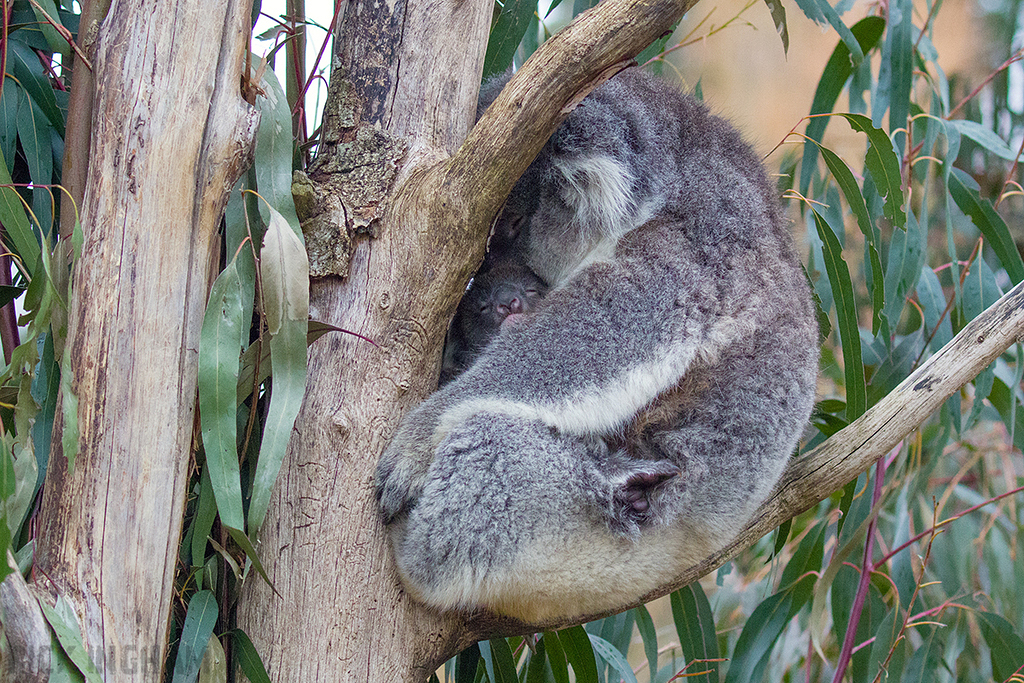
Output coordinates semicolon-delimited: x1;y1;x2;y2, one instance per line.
0;0;1022;681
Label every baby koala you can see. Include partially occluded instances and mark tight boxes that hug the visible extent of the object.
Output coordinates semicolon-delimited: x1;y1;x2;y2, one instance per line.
439;260;548;384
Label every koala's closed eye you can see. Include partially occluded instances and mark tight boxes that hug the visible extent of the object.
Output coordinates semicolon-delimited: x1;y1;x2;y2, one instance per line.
376;67;819;624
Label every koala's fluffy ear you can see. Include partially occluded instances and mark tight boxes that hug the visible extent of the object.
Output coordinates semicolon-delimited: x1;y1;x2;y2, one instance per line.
476;69;514;121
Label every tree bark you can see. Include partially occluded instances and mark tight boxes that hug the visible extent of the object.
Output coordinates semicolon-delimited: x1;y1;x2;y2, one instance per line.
32;0;258;678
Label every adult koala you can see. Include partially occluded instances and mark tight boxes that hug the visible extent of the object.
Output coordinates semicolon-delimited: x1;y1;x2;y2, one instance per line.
376;67;819;623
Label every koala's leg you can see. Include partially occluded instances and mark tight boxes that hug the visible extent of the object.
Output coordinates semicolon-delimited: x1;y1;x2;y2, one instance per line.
632;325;818;533
389;411;619;621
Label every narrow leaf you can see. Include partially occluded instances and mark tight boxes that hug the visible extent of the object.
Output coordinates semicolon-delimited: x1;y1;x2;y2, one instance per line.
761;0;789;54
634;605;661;681
260;206;309;337
198;260;246;530
249;207;310;534
837;113;906;229
483;0;538;77
948;168;1024;284
671;584;720;683
560;625;599;682
589;634;639;683
724;575;814;683
814;209;866;418
816;142;885;332
543;632;571;683
38;596;103;683
256;70;301;229
0;149;40;271
171;591;219;683
800;17;886;193
976;611;1024;681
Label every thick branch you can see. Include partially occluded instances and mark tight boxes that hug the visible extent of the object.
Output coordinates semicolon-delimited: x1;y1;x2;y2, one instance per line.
464;279;1024;639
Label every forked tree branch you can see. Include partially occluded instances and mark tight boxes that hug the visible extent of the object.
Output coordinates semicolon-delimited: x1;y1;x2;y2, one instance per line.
463;280;1024;640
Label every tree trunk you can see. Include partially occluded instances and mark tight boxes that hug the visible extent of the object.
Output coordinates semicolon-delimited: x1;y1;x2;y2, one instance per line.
32;0;257;678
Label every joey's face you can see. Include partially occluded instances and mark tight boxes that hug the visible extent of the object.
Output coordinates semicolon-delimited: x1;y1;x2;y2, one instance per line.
457;262;548;352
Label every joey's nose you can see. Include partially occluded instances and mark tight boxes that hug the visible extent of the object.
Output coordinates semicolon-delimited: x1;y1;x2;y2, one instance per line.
507;297;523;314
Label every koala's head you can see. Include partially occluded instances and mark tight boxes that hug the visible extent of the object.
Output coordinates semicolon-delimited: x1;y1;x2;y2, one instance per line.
455;260;548;354
482;69;666;286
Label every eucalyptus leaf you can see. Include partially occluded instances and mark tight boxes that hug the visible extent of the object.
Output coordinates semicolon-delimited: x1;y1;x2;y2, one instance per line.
171;591;219;683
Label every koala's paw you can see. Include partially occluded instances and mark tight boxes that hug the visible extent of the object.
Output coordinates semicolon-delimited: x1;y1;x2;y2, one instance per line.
375;435;434;523
609;460;680;534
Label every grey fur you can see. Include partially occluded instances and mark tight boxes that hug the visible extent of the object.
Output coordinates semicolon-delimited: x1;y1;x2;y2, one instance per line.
376;68;819;622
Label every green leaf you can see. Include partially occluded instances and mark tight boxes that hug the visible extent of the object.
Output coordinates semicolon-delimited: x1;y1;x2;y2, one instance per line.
903;627;943;683
483;0;538;77
8;39;65;136
634;605;660;680
948;168;1024;284
16;87;54;235
456;643;483;683
249;208;309;534
28;0;69;57
224;177;258;340
0;437;37;542
813;209;865;419
724;575;815;683
761;0;789;54
830;565;886;681
800;16;886;193
560;625;598;682
879;0;912;145
0;81;19;171
480;639;518;683
780;521;825;587
790;0;862;64
816;142;885;333
0;150;39;272
190;468;218;574
837;113;905;229
866;604;905;683
589;634;639;683
948;120;1020;160
881;210;924;334
230;629;271;683
38;595;103;683
255;70;301;230
525;637;548;683
198;259;246;530
671;584;719;683
171;591;219;683
976;611;1024;682
543;632;571;683
916;265;951;351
